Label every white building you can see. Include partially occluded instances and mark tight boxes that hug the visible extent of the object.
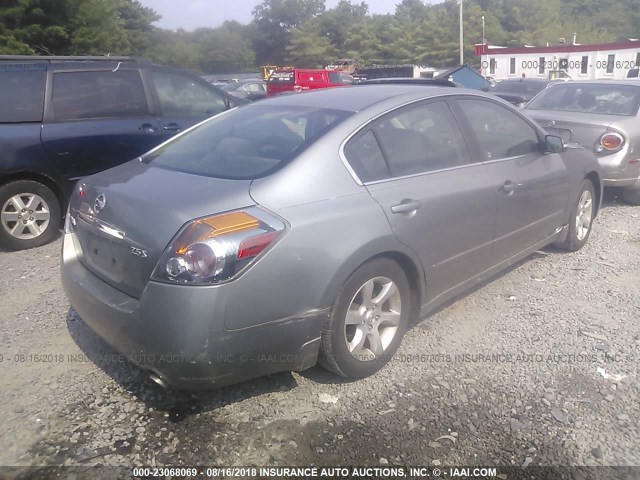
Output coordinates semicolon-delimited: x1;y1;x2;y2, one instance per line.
474;39;640;80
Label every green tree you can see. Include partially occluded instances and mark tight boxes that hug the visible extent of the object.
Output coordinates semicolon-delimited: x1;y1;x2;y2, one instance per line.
251;0;326;65
316;0;368;53
196;21;256;73
285;21;336;67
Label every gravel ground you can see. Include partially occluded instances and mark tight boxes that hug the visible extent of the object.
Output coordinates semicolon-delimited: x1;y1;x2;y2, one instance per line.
0;190;639;478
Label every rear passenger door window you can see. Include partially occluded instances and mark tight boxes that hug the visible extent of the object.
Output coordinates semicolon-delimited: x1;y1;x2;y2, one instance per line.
149;70;226;118
456;99;540;160
0;69;46;123
51;70;148;120
372;100;469;177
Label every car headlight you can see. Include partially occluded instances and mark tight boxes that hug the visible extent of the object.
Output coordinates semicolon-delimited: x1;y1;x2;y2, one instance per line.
152;207;286;285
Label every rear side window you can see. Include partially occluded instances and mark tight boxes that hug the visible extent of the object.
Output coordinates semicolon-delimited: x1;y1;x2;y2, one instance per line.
344;130;389;182
150;70;226;117
0;70;45;123
52;70;148;121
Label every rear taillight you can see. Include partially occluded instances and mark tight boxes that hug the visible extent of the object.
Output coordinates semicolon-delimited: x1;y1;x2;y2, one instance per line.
595;132;625;153
152;207;286;285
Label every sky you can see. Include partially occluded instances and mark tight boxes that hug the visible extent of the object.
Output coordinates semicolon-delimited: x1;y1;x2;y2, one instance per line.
138;0;402;31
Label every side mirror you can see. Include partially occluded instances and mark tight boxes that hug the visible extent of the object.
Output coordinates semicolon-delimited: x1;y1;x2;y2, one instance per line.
544;134;565;153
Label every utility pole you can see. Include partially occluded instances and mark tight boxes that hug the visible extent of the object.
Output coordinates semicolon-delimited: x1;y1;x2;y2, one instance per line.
459;0;464;65
482;15;485;74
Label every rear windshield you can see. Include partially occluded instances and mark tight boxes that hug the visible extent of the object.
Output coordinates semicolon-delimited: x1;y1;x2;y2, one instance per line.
0;68;46;123
526;83;640;115
143;105;352;179
492;80;548;95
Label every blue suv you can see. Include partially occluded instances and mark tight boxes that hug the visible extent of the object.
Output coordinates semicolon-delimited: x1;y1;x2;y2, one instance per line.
0;56;245;250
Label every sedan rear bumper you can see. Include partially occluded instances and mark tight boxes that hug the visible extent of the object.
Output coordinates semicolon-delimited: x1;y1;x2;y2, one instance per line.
61;233;325;389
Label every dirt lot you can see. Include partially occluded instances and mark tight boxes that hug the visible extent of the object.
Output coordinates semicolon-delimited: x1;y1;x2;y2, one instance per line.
0;191;639;478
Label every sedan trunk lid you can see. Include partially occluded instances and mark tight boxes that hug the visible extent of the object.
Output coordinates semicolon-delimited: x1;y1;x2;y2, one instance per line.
526;109;621;148
69;161;254;298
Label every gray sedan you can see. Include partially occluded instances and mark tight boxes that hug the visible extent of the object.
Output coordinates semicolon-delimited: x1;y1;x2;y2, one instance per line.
525;80;640;204
61;86;602;389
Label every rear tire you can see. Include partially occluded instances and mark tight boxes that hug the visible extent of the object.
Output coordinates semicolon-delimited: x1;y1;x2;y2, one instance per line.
557;179;595;252
621;187;640;206
0;180;61;251
320;258;411;379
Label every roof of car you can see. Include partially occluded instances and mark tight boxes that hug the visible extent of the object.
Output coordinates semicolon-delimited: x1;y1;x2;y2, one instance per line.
547;79;640;87
255;84;479;112
497;78;556;84
362;77;458;87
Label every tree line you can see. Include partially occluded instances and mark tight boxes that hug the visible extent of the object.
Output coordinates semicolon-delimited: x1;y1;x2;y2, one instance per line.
2;0;639;73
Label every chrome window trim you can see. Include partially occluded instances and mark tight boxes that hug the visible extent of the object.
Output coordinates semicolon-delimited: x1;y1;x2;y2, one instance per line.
364;161;481;186
480;153;530;165
338;92;482;186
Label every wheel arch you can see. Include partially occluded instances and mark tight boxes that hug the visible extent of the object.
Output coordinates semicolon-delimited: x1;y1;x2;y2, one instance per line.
319;243;427;324
0;171;65;216
585;171;602;216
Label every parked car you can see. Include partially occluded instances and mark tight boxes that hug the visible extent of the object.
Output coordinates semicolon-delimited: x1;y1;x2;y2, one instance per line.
220;78;267;101
486;78;564;107
61;85;602;390
0;55;247;251
266;68;354;96
362;77;458;88
525;80;640;204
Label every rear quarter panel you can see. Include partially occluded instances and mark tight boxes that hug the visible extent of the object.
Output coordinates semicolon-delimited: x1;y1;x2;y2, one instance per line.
232;124;426;331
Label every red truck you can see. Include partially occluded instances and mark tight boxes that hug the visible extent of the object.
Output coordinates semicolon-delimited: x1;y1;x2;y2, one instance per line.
266;69;354;96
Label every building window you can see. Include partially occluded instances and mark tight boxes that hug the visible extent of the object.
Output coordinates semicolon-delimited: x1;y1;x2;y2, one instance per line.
606;54;615;74
509;57;516;75
538;57;545;75
581;55;589;74
636;52;640;67
489;58;496;75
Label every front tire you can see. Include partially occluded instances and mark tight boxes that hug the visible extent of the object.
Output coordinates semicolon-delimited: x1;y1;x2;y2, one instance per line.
0;180;61;251
557;179;595;252
320;258;411;379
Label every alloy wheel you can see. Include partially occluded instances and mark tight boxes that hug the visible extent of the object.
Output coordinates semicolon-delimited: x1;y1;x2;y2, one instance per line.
575;189;593;241
1;193;51;240
344;276;402;361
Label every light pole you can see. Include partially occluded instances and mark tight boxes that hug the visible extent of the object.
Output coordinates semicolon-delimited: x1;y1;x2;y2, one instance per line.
482;15;485;75
459;0;464;65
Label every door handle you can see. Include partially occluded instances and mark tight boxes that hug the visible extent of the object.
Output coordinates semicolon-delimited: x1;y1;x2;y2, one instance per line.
391;199;421;214
163;123;182;132
500;181;522;195
139;123;157;133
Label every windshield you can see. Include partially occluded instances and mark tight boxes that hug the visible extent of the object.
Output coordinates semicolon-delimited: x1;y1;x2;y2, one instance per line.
492;80;548;95
526;83;640;115
143;105;352;179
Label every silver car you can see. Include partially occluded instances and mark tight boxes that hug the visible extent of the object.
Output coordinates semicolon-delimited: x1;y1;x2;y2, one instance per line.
525;80;640;204
61;86;602;389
